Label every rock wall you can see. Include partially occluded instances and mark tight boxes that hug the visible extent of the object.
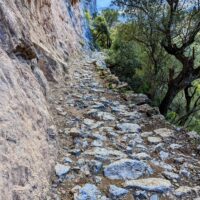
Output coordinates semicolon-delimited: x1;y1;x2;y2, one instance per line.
0;0;95;199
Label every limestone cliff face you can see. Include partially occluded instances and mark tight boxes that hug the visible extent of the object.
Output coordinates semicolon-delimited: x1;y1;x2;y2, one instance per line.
0;0;95;199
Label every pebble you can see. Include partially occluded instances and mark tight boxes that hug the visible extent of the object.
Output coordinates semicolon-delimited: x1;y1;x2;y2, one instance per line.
91;140;103;147
159;151;169;161
163;171;180;180
55;164;70;177
150;194;159;200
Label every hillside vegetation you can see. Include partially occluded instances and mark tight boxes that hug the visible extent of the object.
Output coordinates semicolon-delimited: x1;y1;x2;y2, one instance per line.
88;1;200;133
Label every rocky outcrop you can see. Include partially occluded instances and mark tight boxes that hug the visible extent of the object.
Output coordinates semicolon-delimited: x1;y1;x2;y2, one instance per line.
0;0;95;199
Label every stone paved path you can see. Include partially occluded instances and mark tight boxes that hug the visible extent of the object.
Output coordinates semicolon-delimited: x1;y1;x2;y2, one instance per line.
48;52;200;200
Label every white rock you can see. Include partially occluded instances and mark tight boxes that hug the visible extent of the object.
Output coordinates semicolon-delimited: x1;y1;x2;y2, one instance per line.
91;140;103;147
159;151;169;161
154;128;173;138
147;137;162;144
135;152;151;160
55;164;70;176
163;171;180;180
141;132;153;138
170;144;183;150
117;123;141;133
97;112;116;121
187;131;200;139
83;118;95;126
175;186;193;197
124;178;172;192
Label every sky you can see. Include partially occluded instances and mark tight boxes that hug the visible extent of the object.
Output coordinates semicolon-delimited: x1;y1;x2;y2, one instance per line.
97;0;112;10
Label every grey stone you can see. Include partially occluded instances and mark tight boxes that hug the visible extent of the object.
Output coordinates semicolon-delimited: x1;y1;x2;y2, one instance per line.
88;133;107;141
179;168;190;177
80;165;90;175
174;186;193;197
154;128;173;138
117;123;141;133
94;176;102;184
159;151;169;161
124;178;172;193
170;144;183;150
91;140;103;147
55;164;70;177
96;112;116;121
187;131;200;140
154;143;164;152
63;157;73;164
163;171;179;180
75;183;102;200
147;137;162;144
135;152;151;160
141;131;153;138
109;185;128;199
89;160;103;174
104;159;152;180
151;160;173;171
126;93;150;105
136;144;148;151
121;111;141;119
84;119;96;126
82;140;89;148
84;147;127;160
69;128;82;138
69;149;81;156
150;194;159;200
135;190;148;199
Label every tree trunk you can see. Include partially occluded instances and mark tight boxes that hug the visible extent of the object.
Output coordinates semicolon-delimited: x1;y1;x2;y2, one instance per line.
159;83;179;115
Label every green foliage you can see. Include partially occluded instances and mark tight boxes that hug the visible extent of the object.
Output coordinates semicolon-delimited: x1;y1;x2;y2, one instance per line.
101;9;119;28
90;15;111;49
87;9;119;49
92;1;200;133
106;24;141;89
85;10;92;22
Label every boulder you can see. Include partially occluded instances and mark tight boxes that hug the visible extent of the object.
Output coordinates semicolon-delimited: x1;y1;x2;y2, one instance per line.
124;178;172;193
104;159;152;180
